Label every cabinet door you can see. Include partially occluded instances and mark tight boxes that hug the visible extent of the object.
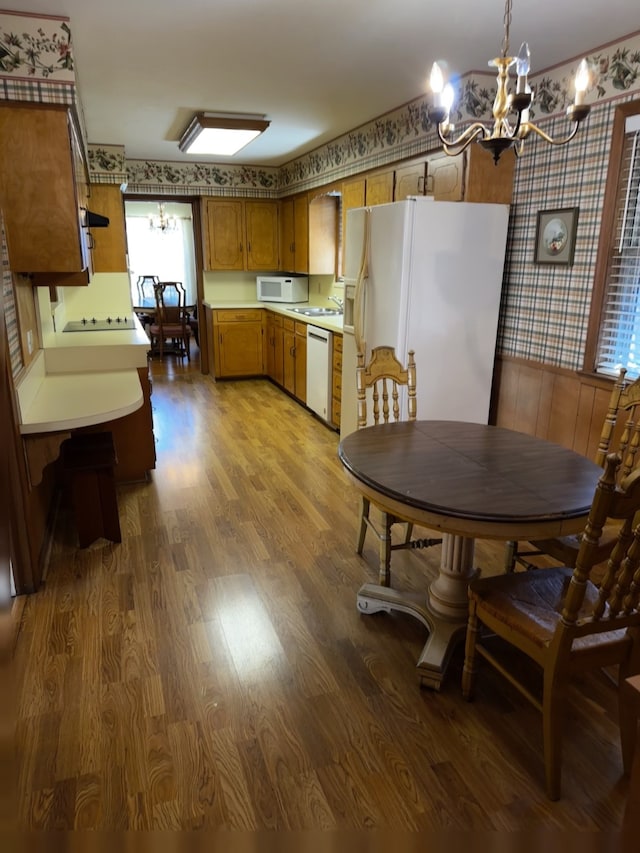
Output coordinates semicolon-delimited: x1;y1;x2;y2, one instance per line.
294;322;307;404
0;103;90;281
365;171;394;206
245;200;279;271
279;199;295;273
308;194;337;275
283;319;296;395
293;194;309;273
394;162;427;200
206;199;245;270
217;322;264;376
341;178;366;272
90;184;128;272
428;153;465;201
464;145;515;204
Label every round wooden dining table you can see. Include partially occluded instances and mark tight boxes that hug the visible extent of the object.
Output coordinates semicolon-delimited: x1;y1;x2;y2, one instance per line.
338;420;604;690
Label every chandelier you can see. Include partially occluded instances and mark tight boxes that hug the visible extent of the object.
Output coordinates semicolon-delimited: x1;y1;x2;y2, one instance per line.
428;0;591;164
149;203;178;232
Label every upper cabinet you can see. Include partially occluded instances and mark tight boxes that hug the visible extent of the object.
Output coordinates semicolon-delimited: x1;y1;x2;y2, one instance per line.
428;146;515;204
0;102;92;285
90;184;128;273
279;192;337;276
204;198;279;271
394;161;427;200
365;170;394;206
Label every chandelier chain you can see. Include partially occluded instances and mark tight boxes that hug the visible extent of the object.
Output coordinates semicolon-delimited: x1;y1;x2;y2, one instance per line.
502;0;512;58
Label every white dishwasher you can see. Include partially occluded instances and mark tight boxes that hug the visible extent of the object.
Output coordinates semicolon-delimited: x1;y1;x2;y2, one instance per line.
306;325;332;422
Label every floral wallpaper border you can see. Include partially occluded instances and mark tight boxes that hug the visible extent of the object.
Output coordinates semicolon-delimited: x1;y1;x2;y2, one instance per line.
2;11;639;197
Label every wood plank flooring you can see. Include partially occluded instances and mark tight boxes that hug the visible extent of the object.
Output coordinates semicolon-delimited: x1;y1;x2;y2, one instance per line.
14;350;631;829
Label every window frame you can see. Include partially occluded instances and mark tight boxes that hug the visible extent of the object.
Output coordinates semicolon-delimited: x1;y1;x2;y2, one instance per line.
584;99;640;376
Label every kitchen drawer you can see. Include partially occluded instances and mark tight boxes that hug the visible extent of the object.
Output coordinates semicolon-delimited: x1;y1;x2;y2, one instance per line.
214;308;263;323
332;348;343;372
283;317;295;332
268;311;283;327
333;369;342;396
295;321;307;337
333;334;343;353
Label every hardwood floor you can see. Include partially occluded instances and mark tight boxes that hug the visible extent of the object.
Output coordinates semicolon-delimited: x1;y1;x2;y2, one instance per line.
14;348;631;829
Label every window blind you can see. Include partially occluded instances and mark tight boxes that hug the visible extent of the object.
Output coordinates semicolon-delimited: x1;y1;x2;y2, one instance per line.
597;119;640;377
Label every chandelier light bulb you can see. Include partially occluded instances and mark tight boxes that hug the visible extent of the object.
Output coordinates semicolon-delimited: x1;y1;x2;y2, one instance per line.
574;59;590;105
430;62;445;105
442;83;455;115
516;42;530;93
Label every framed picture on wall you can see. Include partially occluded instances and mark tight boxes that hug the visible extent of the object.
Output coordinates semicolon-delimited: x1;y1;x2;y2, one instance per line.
534;207;579;266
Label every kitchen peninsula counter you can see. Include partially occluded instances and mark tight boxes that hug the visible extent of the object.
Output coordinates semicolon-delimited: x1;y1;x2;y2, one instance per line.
17;314;155;483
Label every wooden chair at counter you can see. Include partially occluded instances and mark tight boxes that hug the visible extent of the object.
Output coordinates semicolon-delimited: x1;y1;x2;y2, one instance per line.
505;366;640;573
148;281;192;361
462;451;640;801
355;346;441;586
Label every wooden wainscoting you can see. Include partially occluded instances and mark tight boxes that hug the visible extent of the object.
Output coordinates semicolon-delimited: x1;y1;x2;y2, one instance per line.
491;355;616;457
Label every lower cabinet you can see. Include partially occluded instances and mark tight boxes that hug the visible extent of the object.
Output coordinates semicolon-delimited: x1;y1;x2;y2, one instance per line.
212;308;266;378
266;312;284;385
331;333;343;428
283;317;307;403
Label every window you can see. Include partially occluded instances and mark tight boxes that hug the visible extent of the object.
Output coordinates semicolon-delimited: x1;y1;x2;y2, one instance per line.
587;101;640;377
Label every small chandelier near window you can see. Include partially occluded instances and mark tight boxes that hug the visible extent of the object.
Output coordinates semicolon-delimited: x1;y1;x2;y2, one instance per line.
428;0;591;164
149;203;177;232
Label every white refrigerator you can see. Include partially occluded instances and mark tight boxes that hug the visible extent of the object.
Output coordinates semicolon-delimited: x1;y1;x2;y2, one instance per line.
340;197;510;438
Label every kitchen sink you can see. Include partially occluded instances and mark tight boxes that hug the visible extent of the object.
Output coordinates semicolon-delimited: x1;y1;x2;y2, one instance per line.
288;307;343;317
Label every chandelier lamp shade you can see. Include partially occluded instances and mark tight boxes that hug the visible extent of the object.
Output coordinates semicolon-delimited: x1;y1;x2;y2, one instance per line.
428;0;591;164
178;111;270;157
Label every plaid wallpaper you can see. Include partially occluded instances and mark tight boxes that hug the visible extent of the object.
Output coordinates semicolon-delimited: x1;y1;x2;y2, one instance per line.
497;95;636;370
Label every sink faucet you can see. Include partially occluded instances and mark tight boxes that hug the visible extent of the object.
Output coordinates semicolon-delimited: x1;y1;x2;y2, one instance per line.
328;295;344;310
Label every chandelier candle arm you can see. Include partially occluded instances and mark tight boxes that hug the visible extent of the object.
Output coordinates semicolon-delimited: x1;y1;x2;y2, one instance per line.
427;0;591;164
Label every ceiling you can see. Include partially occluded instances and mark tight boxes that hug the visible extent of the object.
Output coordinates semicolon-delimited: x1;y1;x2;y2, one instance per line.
11;1;640;166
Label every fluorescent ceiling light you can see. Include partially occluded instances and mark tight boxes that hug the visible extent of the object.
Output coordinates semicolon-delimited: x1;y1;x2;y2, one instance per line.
179;112;270;156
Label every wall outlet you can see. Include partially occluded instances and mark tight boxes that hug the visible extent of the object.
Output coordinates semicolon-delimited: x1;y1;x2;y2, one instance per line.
26;330;33;354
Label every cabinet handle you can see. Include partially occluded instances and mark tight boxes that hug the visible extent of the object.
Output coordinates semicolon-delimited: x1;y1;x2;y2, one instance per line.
290;346;295;356
239;243;243;252
247;242;251;252
219;333;223;344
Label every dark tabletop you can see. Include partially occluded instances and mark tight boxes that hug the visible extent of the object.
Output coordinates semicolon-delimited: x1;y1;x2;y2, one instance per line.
338;421;603;524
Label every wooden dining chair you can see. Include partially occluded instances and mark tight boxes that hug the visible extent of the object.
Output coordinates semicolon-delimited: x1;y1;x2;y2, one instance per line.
355;346;441;586
463;451;640;800
149;281;192;361
505;367;640;572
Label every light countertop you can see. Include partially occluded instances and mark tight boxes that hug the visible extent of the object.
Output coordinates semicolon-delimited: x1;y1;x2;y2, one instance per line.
203;300;344;334
41;315;151;372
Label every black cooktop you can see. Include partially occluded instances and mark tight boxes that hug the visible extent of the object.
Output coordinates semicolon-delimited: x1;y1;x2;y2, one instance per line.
63;316;137;332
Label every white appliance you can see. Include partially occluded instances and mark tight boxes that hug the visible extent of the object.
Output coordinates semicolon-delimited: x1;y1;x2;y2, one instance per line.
306;325;333;422
256;275;308;303
340;197;510;438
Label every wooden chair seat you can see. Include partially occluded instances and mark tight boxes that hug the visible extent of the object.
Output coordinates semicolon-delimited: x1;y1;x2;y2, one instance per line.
469;568;628;650
463;452;640;801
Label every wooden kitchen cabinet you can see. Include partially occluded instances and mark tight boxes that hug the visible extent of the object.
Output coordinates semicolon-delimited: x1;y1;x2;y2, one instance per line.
428;145;515;204
279;193;308;274
394;160;427;200
279;192;336;275
205;199;279;271
365;170;394;206
212;308;266;378
331;333;343;429
0;102;92;285
341;177;366;273
282;317;307;403
266;311;284;385
89;183;128;272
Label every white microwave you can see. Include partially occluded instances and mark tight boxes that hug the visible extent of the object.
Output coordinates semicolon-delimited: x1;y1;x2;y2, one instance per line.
256;275;308;303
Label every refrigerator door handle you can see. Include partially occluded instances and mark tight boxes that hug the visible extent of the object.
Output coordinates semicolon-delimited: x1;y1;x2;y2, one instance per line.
354;208;371;357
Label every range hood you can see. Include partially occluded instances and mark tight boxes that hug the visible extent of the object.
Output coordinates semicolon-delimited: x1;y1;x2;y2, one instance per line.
85;210;110;228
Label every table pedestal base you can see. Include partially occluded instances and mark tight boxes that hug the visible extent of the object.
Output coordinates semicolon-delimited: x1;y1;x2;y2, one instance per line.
357;533;476;690
357;586;467;690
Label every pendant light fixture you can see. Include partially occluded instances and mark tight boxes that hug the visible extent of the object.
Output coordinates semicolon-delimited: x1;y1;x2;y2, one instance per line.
428;0;591;163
